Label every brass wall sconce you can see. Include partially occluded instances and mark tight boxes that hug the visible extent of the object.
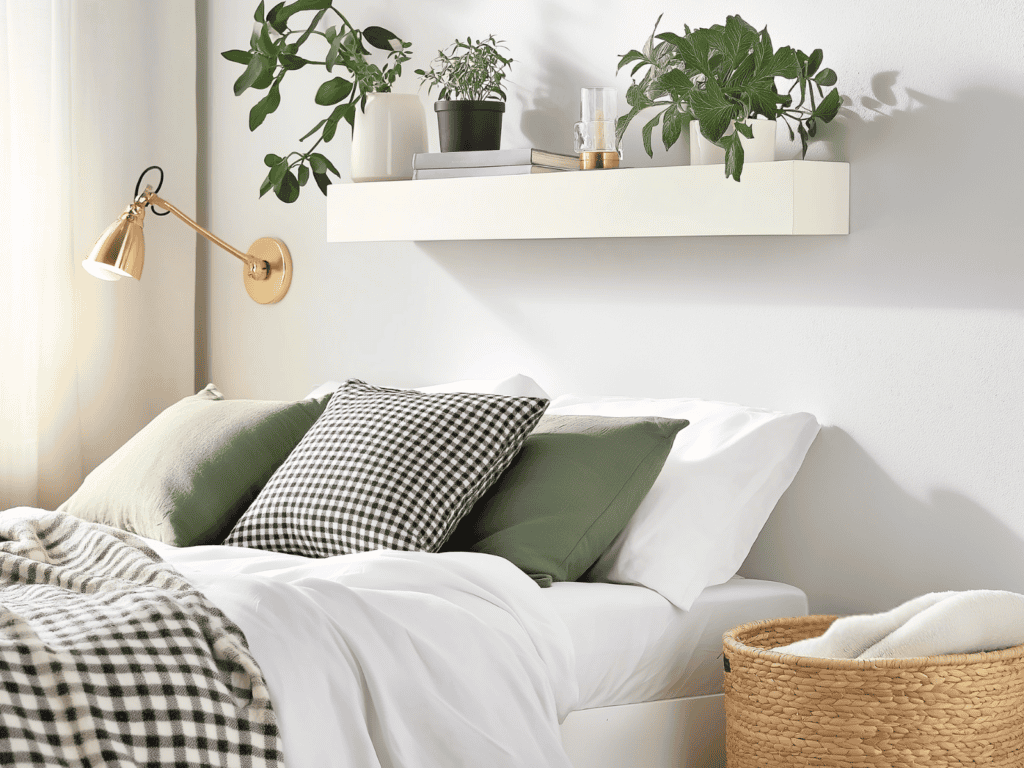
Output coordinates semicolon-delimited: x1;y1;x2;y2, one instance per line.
83;166;291;304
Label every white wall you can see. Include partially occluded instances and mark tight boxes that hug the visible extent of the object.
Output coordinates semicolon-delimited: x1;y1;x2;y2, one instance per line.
198;0;1024;614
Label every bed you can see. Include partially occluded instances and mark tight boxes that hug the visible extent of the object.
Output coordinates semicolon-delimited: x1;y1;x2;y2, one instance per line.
3;375;819;766
157;542;808;768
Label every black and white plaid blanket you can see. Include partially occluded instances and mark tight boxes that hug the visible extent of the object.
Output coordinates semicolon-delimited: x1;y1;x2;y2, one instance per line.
0;509;283;767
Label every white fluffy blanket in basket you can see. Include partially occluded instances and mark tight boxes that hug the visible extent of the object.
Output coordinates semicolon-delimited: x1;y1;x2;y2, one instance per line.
777;590;1024;660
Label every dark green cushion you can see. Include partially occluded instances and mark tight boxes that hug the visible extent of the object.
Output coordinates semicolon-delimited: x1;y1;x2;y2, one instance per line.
443;414;688;586
60;384;330;546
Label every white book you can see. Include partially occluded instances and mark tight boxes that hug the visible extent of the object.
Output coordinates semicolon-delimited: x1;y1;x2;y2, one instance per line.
412;148;580;171
413;165;564;180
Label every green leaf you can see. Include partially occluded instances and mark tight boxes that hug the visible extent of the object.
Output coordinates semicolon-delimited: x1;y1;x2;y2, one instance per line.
759;46;799;80
625;82;654;110
733;120;754;139
254;0;265;23
260;173;274;198
721;15;758;69
616;106;641;142
661;107;685;151
266;2;287;34
326;32;343;72
745;75;786;119
805;48;823;77
814;68;838;87
729;51;757;88
664;30;712;79
616;49;646;73
221;49;252;65
279;53;306;70
310;152;340;177
656;67;692;96
297;164;309;186
269;160;287;185
256;23;277;57
812;88;842;122
315;77;353;106
753;28;773;70
293;8;328;48
363;25;400;51
340;102;356;130
322;102;356;142
233;54;268;96
724;133;744;181
264;153;283;167
249;79;281;130
797;123;809;157
251;64;275;90
323;118;339;142
299;118;328;141
275;169;300;203
641;110;662;158
313;170;331;195
689;78;736;142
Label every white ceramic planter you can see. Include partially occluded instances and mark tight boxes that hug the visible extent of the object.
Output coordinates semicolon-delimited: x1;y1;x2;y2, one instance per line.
350;93;427;182
690;118;776;166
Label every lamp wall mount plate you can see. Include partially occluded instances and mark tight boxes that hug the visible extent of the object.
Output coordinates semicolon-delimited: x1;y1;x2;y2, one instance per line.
244;237;291;304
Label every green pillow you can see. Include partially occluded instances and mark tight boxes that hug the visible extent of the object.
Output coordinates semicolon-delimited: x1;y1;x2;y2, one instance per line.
443;414;688;586
60;384;330;546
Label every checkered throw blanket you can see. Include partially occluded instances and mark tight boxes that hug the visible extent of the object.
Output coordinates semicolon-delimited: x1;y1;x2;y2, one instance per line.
0;509;283;767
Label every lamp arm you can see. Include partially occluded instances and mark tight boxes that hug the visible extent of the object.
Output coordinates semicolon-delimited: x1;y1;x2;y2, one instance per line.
145;191;264;272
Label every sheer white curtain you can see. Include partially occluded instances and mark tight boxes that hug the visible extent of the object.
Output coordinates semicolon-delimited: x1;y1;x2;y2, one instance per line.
0;1;196;510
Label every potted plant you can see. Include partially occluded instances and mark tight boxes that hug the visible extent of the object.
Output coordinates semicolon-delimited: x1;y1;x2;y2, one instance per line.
415;35;513;152
616;14;841;180
223;1;417;199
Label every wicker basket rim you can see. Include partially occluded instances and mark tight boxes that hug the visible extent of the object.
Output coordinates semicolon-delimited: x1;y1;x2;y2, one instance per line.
724;614;1024;670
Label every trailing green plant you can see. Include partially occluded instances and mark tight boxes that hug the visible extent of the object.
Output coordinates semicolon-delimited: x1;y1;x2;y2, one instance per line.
415;35;512;102
616;14;841;180
223;0;413;203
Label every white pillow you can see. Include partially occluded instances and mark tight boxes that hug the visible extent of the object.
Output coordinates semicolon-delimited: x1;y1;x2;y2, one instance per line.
548;394;820;610
305;374;549;400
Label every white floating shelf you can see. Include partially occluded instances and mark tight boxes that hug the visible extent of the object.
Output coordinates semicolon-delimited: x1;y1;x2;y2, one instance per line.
326;160;849;242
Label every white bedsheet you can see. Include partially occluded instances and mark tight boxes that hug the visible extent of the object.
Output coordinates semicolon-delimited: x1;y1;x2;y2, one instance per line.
153;543;579;768
544;576;808;710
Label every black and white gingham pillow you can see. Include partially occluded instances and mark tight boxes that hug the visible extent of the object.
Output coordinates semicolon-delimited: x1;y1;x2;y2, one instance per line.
223;379;547;557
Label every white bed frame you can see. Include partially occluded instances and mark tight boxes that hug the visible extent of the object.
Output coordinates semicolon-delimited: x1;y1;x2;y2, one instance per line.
561;694;725;768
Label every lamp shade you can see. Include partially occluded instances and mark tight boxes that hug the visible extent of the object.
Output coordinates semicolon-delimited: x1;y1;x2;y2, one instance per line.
82;204;146;281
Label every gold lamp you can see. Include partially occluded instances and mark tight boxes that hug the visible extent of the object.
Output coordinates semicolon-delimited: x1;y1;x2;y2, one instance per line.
83;166;291;304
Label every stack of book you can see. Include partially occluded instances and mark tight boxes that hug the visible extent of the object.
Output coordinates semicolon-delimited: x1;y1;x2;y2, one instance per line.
412;148;580;179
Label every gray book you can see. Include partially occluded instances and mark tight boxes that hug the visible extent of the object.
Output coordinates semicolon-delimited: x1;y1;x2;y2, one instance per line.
412;148;580;171
413;165;565;180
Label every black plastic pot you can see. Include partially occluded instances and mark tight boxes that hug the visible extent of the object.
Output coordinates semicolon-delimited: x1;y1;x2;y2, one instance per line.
434;100;505;152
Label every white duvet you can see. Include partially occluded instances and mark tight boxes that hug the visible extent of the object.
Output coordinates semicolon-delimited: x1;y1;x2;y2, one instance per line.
151;542;579;768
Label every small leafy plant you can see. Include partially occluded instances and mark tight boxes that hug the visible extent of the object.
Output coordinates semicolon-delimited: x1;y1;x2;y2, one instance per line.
223;0;413;203
617;14;841;180
415;35;512;102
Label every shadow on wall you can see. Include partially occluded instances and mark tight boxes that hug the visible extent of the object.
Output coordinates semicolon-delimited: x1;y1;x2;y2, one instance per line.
740;425;1024;614
421;76;1024;317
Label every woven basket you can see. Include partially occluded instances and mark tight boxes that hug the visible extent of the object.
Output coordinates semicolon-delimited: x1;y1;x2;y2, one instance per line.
723;615;1024;767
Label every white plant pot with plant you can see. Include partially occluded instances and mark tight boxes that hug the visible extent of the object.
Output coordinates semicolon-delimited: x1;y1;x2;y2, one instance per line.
223;3;416;198
689;118;776;166
350;93;427;182
616;14;841;180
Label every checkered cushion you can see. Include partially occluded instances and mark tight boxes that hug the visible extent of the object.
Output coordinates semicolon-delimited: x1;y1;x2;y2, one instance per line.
223;379;548;557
